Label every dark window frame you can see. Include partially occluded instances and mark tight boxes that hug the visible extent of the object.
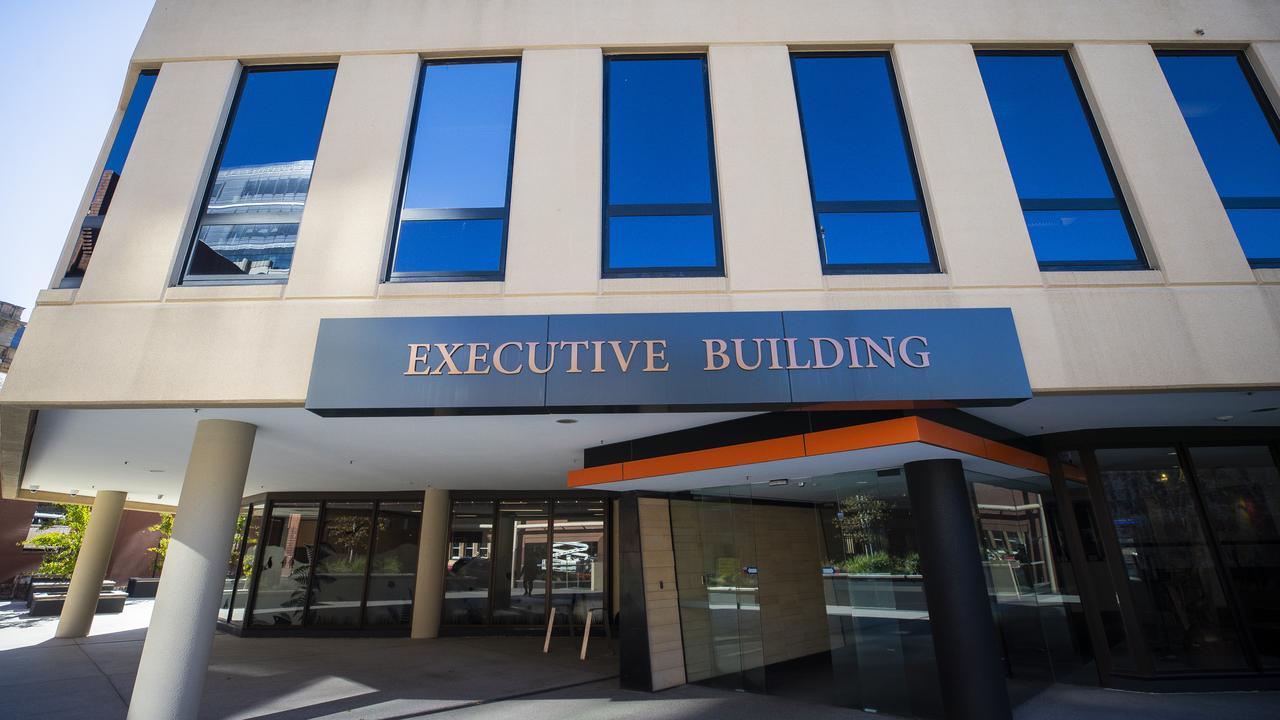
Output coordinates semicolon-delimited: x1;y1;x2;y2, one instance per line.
1156;48;1280;269
977;49;1150;272
386;57;523;283
178;63;338;287
790;51;941;275
601;54;726;279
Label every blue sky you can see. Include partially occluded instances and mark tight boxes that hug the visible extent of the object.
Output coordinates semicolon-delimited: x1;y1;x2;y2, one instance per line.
0;1;155;321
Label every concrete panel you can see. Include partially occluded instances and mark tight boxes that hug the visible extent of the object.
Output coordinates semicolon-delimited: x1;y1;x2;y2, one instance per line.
893;44;1040;286
707;45;823;292
1072;43;1254;284
76;61;240;303
286;54;420;299
504;48;602;295
132;1;1280;63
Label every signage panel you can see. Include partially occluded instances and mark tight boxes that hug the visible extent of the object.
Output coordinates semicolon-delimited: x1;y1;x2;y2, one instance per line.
305;309;1030;416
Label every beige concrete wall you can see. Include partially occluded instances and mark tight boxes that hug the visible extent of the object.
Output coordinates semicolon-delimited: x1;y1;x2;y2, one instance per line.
131;1;1280;63
5;0;1280;412
637;497;685;691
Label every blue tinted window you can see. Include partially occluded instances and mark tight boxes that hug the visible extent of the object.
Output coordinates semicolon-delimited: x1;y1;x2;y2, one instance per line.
63;71;158;285
183;66;335;283
1158;52;1280;266
104;71;157;175
792;54;936;272
392;60;520;279
977;52;1145;269
604;57;721;275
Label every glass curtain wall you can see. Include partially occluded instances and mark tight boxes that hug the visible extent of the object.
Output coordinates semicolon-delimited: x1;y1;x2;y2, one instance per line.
1049;441;1280;676
966;471;1099;704
672;470;944;718
442;497;609;629
226;497;423;632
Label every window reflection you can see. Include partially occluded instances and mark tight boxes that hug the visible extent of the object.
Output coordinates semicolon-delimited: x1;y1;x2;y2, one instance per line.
604;56;722;276
1158;52;1280;266
444;501;495;625
391;61;519;279
364;502;422;627
976;52;1145;269
308;502;374;627
182;66;335;284
1095;447;1249;671
62;71;157;286
793;54;937;272
1186;446;1280;667
254;503;320;627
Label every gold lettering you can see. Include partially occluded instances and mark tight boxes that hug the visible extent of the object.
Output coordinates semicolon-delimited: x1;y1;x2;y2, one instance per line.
784;338;812;370
703;339;730;371
404;344;432;375
590;341;607;374
844;337;863;368
811;337;844;369
528;342;556;374
863;336;897;369
431;343;465;375
608;340;642;373
643;340;669;372
561;340;590;374
464;342;491;375
900;335;931;368
765;338;784;370
493;341;524;375
732;338;765;371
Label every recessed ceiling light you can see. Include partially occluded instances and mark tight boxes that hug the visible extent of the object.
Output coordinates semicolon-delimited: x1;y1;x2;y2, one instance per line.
556;418;578;424
148;469;164;473
768;479;788;486
1215;415;1234;422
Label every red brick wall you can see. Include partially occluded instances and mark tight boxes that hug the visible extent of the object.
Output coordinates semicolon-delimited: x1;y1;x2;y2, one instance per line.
0;498;166;588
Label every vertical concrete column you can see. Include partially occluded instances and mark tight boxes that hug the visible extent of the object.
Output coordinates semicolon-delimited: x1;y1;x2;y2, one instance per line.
904;459;1011;720
892;44;1041;286
706;45;823;291
285;53;420;299
76;60;241;303
1072;43;1254;284
410;488;450;639
128;420;256;720
54;490;127;638
504;48;603;295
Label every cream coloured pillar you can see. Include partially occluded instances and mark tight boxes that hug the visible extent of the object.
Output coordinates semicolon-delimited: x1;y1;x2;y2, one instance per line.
127;420;256;720
54;490;127;638
410;488;450;639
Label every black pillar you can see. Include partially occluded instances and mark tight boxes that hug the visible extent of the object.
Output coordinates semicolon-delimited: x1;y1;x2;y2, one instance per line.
904;459;1012;720
616;493;653;691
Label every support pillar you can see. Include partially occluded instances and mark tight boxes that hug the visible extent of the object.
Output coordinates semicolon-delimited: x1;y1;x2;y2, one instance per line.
410;488;449;639
54;490;127;638
904;459;1012;720
128;420;256;720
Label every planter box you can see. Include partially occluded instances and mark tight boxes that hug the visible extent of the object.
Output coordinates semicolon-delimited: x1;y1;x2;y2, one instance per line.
127;577;160;597
29;590;128;616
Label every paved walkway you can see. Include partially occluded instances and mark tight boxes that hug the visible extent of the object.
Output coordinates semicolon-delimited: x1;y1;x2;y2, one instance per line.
1;600;1276;719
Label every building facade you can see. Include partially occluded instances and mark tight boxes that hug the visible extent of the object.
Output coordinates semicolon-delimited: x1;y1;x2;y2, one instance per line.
0;302;24;375
1;2;1279;718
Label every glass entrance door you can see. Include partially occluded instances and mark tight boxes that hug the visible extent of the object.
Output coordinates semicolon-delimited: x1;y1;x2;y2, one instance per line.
492;500;550;625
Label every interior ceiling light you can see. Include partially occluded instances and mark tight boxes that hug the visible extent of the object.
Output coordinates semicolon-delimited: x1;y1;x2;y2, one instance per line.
768;479;788;486
1214;415;1234;422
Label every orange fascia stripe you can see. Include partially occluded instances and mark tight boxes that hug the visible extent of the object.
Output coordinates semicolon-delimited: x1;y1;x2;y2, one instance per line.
622;436;806;481
566;416;1052;487
802;417;922;456
568;463;624;488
